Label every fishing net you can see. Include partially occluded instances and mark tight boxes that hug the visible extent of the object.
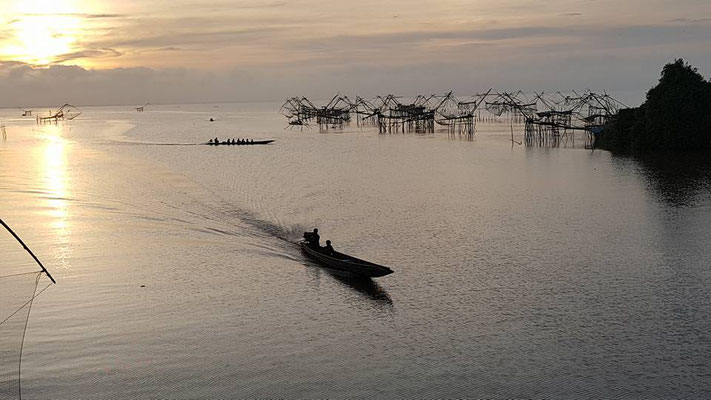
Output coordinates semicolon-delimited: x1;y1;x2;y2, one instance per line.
0;271;48;399
1;219;54;400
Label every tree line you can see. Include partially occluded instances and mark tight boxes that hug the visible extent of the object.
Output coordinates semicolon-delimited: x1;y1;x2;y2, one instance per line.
596;59;711;153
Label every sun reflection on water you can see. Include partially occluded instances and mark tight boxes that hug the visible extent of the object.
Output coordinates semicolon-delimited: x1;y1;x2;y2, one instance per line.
41;125;72;269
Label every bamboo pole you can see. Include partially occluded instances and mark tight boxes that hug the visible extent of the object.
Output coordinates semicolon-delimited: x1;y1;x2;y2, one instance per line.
0;218;56;284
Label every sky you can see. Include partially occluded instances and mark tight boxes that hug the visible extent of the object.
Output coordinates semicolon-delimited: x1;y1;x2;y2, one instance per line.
0;0;709;107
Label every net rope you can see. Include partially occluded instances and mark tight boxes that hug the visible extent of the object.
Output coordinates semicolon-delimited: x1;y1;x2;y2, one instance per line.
0;271;51;400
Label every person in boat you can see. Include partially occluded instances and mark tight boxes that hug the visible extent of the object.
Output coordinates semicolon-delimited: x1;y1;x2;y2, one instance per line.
208;139;214;144
214;137;219;145
304;228;320;249
250;139;254;144
230;138;235;145
322;240;335;256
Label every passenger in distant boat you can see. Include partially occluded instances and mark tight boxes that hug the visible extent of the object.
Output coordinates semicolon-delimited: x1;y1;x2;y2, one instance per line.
208;139;214;144
323;240;335;256
231;138;235;145
250;139;254;144
214;137;219;145
309;228;320;249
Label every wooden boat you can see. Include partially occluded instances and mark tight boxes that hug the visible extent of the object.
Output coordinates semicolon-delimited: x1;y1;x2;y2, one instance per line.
205;139;274;146
300;241;393;277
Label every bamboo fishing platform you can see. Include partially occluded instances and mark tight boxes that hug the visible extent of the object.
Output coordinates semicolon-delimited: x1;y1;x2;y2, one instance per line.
281;90;625;147
36;104;82;124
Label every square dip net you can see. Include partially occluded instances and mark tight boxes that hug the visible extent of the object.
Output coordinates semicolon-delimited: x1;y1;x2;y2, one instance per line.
1;219;55;400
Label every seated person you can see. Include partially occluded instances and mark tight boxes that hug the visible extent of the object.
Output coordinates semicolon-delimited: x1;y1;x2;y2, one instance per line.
322;240;335;256
310;228;320;248
303;228;320;248
304;228;321;250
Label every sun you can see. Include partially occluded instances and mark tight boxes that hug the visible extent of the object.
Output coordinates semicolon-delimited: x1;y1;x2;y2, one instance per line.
10;16;79;64
1;0;83;65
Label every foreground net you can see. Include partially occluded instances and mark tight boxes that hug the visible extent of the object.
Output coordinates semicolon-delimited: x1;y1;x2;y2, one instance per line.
1;219;55;399
0;272;50;399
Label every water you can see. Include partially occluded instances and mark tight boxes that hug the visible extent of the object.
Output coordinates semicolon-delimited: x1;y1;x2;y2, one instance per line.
1;103;710;398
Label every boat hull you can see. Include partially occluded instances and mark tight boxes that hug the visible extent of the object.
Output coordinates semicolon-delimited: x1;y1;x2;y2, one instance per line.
205;140;274;146
300;242;393;277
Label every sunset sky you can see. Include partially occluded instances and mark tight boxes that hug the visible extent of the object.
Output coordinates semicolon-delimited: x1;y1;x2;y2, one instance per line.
0;0;709;107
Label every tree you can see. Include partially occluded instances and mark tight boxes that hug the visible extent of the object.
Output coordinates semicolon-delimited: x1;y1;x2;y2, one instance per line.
598;59;711;153
640;59;711;151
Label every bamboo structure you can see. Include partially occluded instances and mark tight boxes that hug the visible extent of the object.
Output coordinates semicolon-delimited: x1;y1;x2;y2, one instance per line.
281;90;624;147
280;95;351;130
37;104;82;124
485;90;624;148
434;90;492;140
373;94;437;134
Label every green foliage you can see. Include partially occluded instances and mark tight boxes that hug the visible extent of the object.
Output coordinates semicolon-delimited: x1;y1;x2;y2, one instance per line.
598;59;711;153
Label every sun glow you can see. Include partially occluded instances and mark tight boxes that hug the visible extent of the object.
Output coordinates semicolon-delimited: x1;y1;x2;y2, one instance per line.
1;0;84;65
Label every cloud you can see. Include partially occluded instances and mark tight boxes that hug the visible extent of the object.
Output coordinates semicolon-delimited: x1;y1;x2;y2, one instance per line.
667;17;711;24
18;13;126;19
281;23;711;67
97;26;294;49
1;2;710;109
52;48;123;63
1;48;709;109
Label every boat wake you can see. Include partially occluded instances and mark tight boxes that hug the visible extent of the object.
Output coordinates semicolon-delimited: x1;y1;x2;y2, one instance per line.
109;140;202;146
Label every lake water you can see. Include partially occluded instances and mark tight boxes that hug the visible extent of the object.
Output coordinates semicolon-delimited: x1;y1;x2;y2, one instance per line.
1;103;710;398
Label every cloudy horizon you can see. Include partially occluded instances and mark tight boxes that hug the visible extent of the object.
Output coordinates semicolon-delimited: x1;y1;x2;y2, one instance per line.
1;0;710;108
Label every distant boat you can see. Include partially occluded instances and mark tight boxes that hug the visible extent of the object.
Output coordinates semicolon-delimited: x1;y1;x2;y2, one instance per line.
300;241;393;277
205;139;274;146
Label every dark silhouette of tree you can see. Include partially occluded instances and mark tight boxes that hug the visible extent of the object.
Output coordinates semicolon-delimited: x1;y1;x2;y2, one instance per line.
598;59;711;153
